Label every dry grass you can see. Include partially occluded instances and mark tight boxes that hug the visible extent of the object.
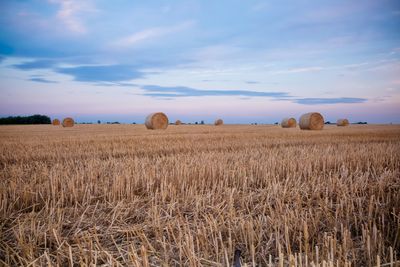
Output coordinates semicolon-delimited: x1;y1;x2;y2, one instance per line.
0;124;399;266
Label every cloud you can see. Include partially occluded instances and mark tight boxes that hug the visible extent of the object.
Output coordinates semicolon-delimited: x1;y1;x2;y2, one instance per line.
55;65;144;82
391;80;400;85
140;85;290;98
251;2;269;12
202;79;230;82
245;81;261;84
93;82;137;87
267;59;397;76
294;97;367;105
12;59;140;84
389;47;400;55
139;85;368;105
13;59;55;70
271;66;324;75
111;21;194;48
49;0;97;34
29;77;58;83
393;10;400;16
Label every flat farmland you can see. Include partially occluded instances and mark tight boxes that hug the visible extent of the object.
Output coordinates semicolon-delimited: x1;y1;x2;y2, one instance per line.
0;124;399;266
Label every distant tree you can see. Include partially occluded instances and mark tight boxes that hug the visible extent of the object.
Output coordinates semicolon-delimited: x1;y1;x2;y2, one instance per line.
195;121;198;125
274;122;278;125
325;121;331;124
112;121;120;124
200;120;204;125
0;114;51;125
97;120;101;124
132;122;136;124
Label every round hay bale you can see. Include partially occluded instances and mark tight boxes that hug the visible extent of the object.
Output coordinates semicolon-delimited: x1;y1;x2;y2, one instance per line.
62;117;74;127
337;118;349;126
299;112;324;130
145;112;169;130
52;119;60;126
281;117;297;128
214;119;223;126
175;120;182;125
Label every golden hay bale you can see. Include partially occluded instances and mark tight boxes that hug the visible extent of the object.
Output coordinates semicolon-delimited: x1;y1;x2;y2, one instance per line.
299;112;324;130
62;117;74;127
145;112;169;130
214;119;223;126
281;117;297;128
337;118;349;126
175;120;182;125
52;119;60;126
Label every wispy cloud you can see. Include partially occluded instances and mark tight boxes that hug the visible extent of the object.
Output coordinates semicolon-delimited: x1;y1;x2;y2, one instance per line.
139;84;367;105
140;85;290;98
111;21;195;48
391;10;400;16
13;59;55;70
294;97;367;105
93;82;138;87
56;65;144;82
389;47;400;55
12;59;146;83
271;66;324;75
49;0;97;34
29;77;58;83
268;59;398;76
391;80;400;85
251;2;269;12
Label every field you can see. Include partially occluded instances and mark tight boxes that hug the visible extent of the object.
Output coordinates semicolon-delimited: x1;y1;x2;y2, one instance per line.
0;124;399;266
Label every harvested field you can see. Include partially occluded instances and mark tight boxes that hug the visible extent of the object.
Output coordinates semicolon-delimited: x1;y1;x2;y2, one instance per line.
0;124;399;266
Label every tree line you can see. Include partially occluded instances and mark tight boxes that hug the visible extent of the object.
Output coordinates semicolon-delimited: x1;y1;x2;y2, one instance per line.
0;115;51;125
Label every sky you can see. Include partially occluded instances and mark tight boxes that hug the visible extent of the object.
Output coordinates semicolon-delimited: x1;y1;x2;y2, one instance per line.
0;0;399;124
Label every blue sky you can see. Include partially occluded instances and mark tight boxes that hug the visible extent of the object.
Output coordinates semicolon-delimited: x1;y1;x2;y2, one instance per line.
0;0;399;123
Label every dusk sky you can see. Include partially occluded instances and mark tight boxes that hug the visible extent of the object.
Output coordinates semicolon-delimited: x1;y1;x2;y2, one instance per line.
0;0;399;123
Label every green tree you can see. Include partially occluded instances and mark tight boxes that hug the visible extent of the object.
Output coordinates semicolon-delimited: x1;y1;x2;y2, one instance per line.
0;114;51;125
